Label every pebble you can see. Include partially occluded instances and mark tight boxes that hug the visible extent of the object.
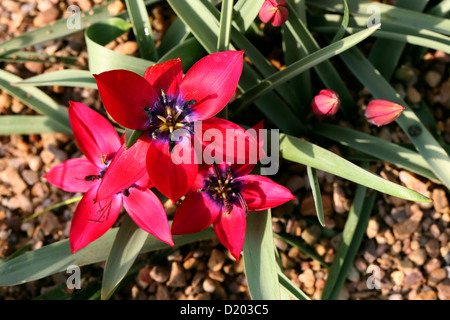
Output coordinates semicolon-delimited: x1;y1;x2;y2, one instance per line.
366;218;379;239
391;270;405;286
114;41;139;55
414;290;437;300
408;248;427;266
425;70;442;88
167;262;186;288
33;7;60;28
301;225;321;246
202;278;216;293
39;212;61;236
425;238;440;259
332;182;350;214
298;269;315;288
398;172;431;204
150;265;170;283
207;249;226;271
428;268;447;286
406;86;422;104
155;284;170;300
437;279;450;300
286;175;305;193
0;166;27;195
404;269;424;288
393;205;423;240
21;170;39;186
432;188;449;214
300;194;333;217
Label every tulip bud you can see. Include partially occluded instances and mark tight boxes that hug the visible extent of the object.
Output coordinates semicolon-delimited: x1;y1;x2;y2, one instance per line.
258;0;289;27
311;89;340;116
365;99;405;126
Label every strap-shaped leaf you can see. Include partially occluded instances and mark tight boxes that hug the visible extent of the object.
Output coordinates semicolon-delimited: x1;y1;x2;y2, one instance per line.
0;225;215;287
13;70;97;89
243;210;282;299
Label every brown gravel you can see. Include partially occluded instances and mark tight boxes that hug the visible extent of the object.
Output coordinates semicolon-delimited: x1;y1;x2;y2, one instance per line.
1;0;450;301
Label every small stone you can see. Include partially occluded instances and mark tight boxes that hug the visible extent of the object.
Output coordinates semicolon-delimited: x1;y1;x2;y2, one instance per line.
5;194;32;213
414;290;437;300
366;218;379;239
107;0;125;15
300;194;333;217
425;238;440;259
33;7;60;28
398;172;431;202
39;212;61;236
432;188;449;214
207;249;226;271
155;284;170;300
391;270;405;286
333;182;350;214
0;166;27;195
28;156;43;172
183;257;198;270
388;293;403;300
408;248;427;266
24;62;44;74
406;86;422;104
76;0;93;11
424;258;442;274
404;269;424;288
137;265;152;288
363;239;377;263
167;262;186;287
393;204;423;240
115;41;139;55
425;70;442;88
208;270;226;282
428;268;447;286
437;279;450;300
21;170;39;186
286;175;305;193
301;225;321;246
298;269;315;288
202;278;216;293
150;265;170;283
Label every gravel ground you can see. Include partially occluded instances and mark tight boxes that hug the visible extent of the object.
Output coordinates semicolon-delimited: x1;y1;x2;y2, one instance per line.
1;0;450;300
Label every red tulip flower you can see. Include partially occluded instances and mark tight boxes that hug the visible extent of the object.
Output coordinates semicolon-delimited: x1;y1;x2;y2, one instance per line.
365;99;405;126
311;89;340;116
94;51;244;202
259;0;289;27
171;159;295;261
44;102;173;253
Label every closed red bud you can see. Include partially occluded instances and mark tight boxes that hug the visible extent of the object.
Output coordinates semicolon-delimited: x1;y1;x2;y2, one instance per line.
311;89;340;116
258;0;289;27
365;99;405;126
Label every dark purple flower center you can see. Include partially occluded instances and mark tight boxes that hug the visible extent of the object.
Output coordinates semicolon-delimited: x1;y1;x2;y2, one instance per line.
144;89;196;151
202;163;248;215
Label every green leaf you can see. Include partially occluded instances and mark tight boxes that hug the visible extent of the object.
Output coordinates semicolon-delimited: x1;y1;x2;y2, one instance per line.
331;0;349;43
231;24;379;112
12;70;97;89
243;210;281;300
0;70;71;132
0;225;215;287
0;51;82;68
125;0;158;61
322;186;377;300
308;0;450;36
233;0;265;32
339;47;450;191
307;166;326;227
101;216;149;300
217;0;234;52
0;115;71;135
312;123;438;182
279;133;431;203
85;18;154;75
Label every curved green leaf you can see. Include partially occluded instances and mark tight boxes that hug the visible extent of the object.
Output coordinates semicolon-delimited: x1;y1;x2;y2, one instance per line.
279;133;431;203
307;166;326;227
243;210;281;300
0;70;71;131
12;70;97;89
0;225;215;287
101;215;148;300
0;115;71;135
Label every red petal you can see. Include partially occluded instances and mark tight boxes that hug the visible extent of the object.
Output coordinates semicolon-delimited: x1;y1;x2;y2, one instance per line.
123;187;174;246
198;117;263;171
179;51;244;121
213;204;247;261
69;101;121;166
94;70;157;130
146;138;198;202
144;59;183;97
171;190;222;235
96;137;150;202
271;6;289;27
237;175;295;211
69;186;122;253
258;1;277;23
44;158;101;193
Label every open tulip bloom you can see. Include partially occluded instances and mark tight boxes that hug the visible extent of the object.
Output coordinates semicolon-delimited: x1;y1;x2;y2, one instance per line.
171;159;295;261
44;102;174;253
94;50;245;203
